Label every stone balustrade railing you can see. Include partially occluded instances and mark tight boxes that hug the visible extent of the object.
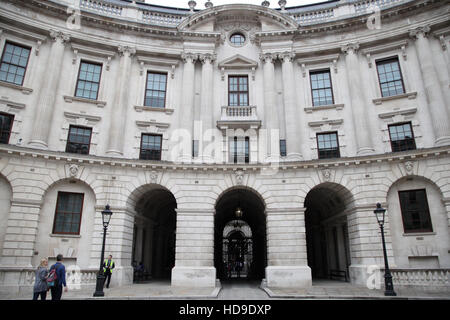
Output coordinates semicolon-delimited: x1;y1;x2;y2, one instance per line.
221;106;258;121
73;0;412;28
387;268;450;287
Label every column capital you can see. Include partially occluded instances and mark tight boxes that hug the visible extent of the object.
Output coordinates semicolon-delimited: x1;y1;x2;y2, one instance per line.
181;52;198;64
409;25;431;40
278;51;295;63
259;52;276;63
49;30;70;44
118;45;136;57
341;42;359;55
199;53;216;64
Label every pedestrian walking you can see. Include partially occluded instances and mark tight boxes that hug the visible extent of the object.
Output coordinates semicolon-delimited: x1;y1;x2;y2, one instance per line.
103;254;115;288
32;258;48;300
49;254;67;300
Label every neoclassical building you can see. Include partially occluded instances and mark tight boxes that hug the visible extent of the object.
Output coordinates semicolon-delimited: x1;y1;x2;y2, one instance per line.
0;0;449;294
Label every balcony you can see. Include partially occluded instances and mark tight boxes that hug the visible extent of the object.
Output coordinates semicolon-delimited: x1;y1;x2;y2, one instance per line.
217;106;261;131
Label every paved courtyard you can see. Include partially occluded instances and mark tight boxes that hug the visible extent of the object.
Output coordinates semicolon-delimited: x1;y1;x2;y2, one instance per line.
1;280;449;300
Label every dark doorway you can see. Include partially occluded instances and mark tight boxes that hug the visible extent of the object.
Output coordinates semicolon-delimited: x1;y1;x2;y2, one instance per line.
215;188;266;282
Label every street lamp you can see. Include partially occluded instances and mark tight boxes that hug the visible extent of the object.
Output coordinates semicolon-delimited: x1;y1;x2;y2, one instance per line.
373;203;396;296
93;204;113;297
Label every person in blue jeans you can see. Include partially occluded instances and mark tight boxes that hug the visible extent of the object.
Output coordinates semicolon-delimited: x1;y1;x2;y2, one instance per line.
49;254;68;300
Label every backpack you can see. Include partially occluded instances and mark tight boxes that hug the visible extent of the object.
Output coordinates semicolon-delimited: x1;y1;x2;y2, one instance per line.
47;267;58;287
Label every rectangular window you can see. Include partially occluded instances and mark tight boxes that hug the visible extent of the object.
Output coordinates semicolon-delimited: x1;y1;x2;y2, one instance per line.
398;189;433;233
66;125;92;155
75;61;102;100
0;42;31;86
229;136;249;163
145;72;167;108
280;139;287;157
140;134;162;160
53;192;84;235
376;57;405;97
388;122;416;152
228;76;249;106
310;69;334;106
0;112;14;144
317;132;340;159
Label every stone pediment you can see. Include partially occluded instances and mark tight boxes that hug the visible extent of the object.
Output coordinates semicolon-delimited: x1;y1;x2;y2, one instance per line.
218;54;258;70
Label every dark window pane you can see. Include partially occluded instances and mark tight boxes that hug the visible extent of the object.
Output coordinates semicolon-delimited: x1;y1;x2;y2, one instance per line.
144;72;167;108
280;140;287;157
66;126;92;155
228;76;249;106
0;113;14;144
398;189;433;233
389;123;416;152
0;42;30;86
376;58;405;97
317;132;340;159
229;136;249;163
310;70;334;106
230;33;245;46
53;192;84;235
140;134;162;160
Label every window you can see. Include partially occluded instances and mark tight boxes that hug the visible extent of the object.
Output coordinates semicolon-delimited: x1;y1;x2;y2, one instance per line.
310;69;334;106
317;132;340;159
280;140;287;157
398;189;433;233
66;125;92;155
376;57;405;97
230;33;246;46
75;61;102;100
228;76;248;106
0;42;31;86
388;122;416;152
229;136;249;163
0;113;14;144
192;140;199;158
145;72;167;108
53;192;84;235
140;134;162;160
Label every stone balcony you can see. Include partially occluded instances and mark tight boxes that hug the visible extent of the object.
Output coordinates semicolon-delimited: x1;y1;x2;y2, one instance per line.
216;106;261;132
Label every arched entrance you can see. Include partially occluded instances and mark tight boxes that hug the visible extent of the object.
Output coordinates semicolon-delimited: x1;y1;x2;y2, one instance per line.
214;187;266;281
304;183;353;282
131;186;177;280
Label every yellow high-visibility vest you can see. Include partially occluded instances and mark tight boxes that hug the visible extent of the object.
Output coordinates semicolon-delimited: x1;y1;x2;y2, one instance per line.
103;259;114;273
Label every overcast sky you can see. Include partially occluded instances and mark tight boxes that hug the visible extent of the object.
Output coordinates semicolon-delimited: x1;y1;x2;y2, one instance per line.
142;0;327;9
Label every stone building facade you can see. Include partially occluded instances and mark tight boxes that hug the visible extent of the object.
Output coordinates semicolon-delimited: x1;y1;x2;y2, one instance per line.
0;0;449;294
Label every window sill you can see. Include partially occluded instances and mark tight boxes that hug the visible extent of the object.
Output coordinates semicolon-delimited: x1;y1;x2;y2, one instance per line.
49;233;81;238
372;91;417;105
0;80;33;95
63;95;106;108
304;103;344;113
134;105;174;114
402;232;436;237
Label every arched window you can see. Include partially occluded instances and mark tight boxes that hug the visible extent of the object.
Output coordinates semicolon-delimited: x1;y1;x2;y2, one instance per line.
230;33;245;47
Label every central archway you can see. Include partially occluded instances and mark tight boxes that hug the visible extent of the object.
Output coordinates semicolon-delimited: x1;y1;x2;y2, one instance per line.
214;187;266;282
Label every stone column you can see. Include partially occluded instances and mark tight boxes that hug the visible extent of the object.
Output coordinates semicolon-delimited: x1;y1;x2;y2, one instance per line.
171;208;216;287
199;53;215;162
341;43;374;155
265;208;312;288
347;204;395;286
280;52;302;161
29;30;69;149
177;53;197;161
0;199;42;267
260;53;280;160
106;45;135;156
410;26;450;146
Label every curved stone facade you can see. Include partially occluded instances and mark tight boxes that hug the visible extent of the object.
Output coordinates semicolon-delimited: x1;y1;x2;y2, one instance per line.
0;0;449;293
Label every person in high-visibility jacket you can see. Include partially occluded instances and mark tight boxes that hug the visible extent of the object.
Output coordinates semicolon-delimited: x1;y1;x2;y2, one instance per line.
102;255;115;289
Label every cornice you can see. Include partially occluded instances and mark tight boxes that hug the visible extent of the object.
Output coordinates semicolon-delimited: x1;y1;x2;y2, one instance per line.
1;144;449;174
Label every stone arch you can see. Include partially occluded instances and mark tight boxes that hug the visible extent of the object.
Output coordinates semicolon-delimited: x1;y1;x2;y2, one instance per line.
386;174;450;269
214;184;267;213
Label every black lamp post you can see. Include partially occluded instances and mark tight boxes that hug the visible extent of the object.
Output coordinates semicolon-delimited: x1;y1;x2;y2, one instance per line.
93;204;113;297
373;203;396;296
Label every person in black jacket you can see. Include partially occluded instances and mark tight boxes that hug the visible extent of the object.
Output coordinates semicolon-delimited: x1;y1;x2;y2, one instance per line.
49;254;67;300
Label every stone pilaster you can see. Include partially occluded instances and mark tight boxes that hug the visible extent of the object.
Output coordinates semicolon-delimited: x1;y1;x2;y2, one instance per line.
260;53;280;160
279;52;302;161
106;45;135;156
341;43;375;156
0;199;42;267
29;30;70;149
410;26;450;146
199;53;216;162
171;208;216;287
265;208;311;288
